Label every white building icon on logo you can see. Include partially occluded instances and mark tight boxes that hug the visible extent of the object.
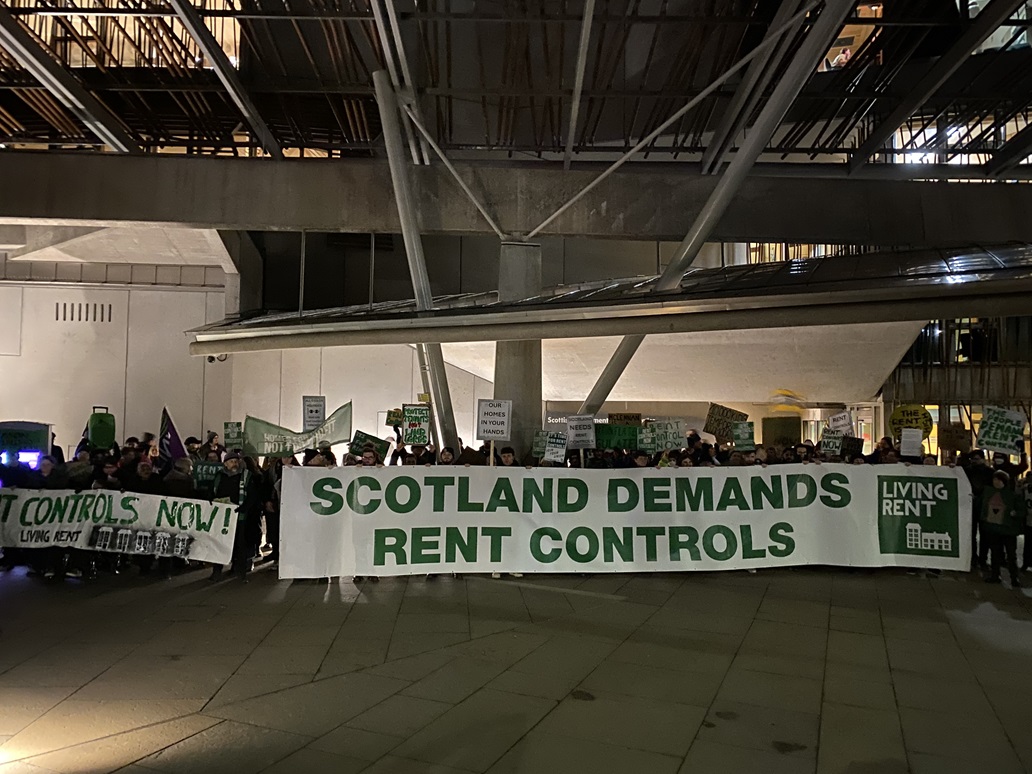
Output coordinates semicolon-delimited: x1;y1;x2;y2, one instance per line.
905;522;952;552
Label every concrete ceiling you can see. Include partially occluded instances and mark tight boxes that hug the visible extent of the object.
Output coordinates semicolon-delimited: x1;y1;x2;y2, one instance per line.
441;321;925;403
7;225;227;266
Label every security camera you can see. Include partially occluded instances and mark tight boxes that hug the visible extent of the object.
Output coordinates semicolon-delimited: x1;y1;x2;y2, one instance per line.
206;355;216;363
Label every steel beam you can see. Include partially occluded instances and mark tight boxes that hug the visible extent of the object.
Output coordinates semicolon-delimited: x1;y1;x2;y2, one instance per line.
7;152;1032;244
849;0;1027;172
373;69;459;452
167;0;282;159
189;284;1032;354
0;4;138;152
986;121;1032;177
700;0;806;175
580;0;855;414
563;0;596;170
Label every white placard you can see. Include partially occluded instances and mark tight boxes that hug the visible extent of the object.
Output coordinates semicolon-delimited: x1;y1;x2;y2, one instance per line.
477;399;512;442
543;432;568;463
828;411;853;434
900;427;924;458
566;414;597;450
302;395;326;432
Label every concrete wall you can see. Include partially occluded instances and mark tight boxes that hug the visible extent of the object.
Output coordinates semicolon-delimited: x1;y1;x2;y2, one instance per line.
0;283;231;455
229;345;493;450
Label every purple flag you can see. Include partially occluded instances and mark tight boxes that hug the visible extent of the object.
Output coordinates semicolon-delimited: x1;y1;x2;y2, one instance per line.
159;407;188;469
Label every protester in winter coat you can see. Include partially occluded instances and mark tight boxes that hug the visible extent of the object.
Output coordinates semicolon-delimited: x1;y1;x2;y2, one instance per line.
981;470;1025;586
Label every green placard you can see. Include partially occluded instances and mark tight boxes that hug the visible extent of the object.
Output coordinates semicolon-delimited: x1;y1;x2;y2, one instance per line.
532;430;548;457
761;416;802;449
402;404;432;445
731;422;755;451
351;430;391;462
595;424;640;450
223;422;243;450
386;408;404;427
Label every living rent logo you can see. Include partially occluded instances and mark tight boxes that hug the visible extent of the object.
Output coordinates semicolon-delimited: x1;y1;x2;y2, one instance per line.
877;475;960;557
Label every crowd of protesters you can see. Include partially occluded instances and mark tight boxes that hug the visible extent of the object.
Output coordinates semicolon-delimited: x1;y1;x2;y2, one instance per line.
1;424;1029;589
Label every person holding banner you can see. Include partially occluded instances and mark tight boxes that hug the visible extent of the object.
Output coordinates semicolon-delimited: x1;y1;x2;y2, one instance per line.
211;453;262;582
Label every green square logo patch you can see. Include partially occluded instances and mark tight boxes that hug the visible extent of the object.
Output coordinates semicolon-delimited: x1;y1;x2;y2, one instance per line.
877;476;960;557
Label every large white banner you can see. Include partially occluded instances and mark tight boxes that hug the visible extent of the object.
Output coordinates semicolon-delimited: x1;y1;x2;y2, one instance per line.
0;488;238;564
280;465;972;579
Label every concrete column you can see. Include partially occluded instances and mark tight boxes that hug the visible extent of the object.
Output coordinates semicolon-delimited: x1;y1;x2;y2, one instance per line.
493;241;542;457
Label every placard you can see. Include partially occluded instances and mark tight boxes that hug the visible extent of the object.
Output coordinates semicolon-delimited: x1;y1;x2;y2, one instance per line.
543;432;568;463
828;411;853;433
595;425;640;450
937;423;971;453
223;421;243;450
477;399;512;442
418;393;431;404
703;403;749;442
532;430;548;458
648;418;686;451
840;436;865;460
889;405;934;440
821;430;844;456
609;413;642;427
762;416;802;449
386;408;404;427
976;406;1027;456
351;430;391;462
192;461;222;492
900;427;924;458
402;404;432;445
637;428;658;454
731;422;755;451
302;396;326;432
566;415;597;450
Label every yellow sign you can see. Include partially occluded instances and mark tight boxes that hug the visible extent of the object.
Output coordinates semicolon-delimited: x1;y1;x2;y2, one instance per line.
889;405;934;439
418;393;431;404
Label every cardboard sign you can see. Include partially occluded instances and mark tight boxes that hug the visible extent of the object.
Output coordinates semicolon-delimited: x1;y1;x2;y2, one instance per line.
543;432;568;463
900;427;924;458
889;405;934;440
840;436;865;460
351;430;391;462
703;403;749;442
821;430;844;456
402;404;432;445
223;422;243;450
477;399;512;442
647;418;686;451
609;413;642;427
828;411;853;433
386;408;404;427
566;415;597;450
731;422;755;451
302;396;326;432
937;423;971;453
977;406;1027;456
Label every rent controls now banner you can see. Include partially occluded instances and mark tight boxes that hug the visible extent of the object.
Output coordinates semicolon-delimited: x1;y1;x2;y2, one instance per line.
0;489;238;564
279;465;971;578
